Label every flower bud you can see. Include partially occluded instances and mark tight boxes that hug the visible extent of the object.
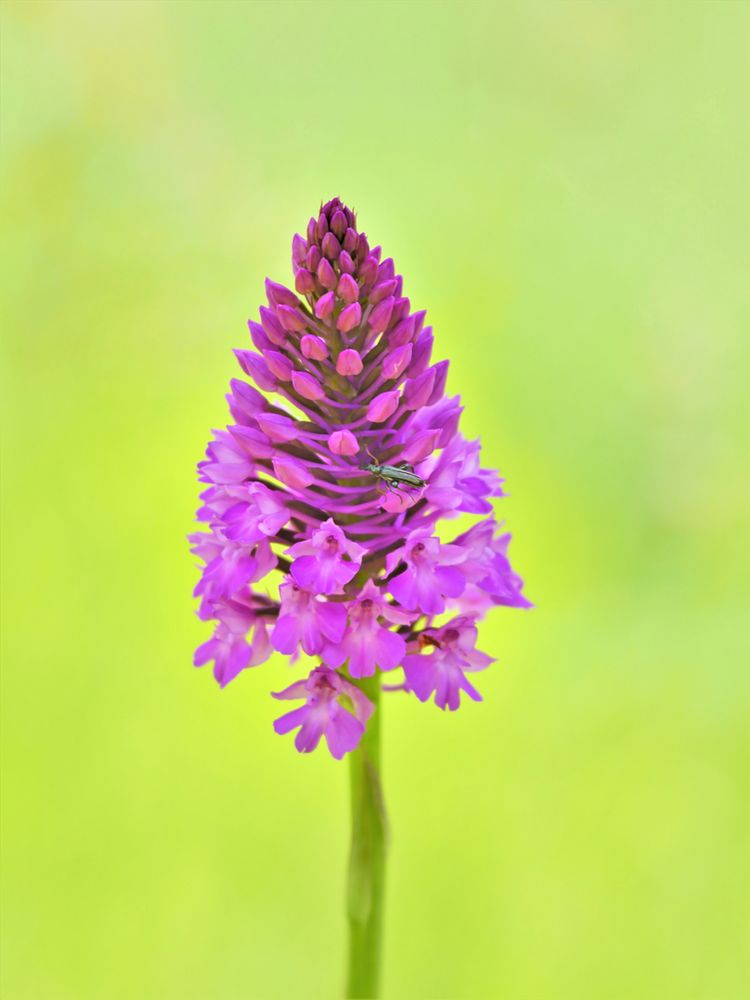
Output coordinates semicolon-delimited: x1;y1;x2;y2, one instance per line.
367;389;399;422
234;350;277;391
369;296;395;334
401;429;440;463
317;258;337;290
273;455;314;489
337;302;362;333
259;306;286;345
265;350;294;381
248;320;272;353
403;367;436;410
292;234;307;267
256;412;298;442
276;304;307;333
328;430;359;456
301;334;328;360
382;343;412;380
306;245;321;272
314;291;335;320
409;328;433;375
291;371;325;401
339;250;355;274
337;273;359;304
358;256;378;287
427;360;449;405
336;349;363;376
330;209;348;239
321;232;341;260
265;279;299;308
369;278;397;304
294;269;315;294
378;258;395;282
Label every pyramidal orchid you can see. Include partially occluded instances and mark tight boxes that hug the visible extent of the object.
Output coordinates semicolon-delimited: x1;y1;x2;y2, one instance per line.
190;198;530;997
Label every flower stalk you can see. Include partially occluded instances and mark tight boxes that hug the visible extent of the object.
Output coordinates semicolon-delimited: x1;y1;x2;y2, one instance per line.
346;674;386;999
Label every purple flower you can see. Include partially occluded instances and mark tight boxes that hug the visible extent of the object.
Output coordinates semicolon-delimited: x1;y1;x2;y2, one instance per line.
192;536;276;602
385;528;467;616
324;580;414;677
191;197;530;758
403;617;494;710
193;592;273;686
271;580;347;656
273;666;374;759
451;518;532;614
419;435;504;515
194;620;271;687
221;483;290;544
287;518;367;595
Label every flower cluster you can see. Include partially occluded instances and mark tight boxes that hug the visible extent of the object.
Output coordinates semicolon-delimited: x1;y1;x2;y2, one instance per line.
191;198;530;757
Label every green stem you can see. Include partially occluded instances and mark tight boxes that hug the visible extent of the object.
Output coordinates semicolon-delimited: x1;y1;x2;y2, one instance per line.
346;674;387;999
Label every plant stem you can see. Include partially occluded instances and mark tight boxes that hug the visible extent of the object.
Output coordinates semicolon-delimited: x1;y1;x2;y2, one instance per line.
346;674;387;998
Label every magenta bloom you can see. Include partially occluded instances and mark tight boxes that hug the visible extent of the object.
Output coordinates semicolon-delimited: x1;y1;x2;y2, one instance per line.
287;518;367;595
385;528;467;616
324;580;414;678
272;666;375;759
191;197;530;756
403;617;494;711
271;580;347;656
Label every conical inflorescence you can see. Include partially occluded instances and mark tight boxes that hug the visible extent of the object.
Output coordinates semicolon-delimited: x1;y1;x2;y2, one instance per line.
191;198;531;758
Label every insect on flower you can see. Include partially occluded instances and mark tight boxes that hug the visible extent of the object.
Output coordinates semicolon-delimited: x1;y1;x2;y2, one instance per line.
361;450;428;495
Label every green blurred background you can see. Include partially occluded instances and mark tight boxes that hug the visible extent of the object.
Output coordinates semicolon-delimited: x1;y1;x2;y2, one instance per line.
2;2;748;998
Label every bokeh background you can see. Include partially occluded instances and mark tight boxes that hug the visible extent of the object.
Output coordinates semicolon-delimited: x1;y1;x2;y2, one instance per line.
2;2;748;998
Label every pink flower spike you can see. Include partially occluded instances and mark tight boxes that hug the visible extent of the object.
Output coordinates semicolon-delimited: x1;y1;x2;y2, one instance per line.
336;349;363;376
272;666;374;760
192;196;530;758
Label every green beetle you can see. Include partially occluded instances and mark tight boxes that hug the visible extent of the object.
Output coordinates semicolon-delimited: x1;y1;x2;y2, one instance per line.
361;457;427;493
